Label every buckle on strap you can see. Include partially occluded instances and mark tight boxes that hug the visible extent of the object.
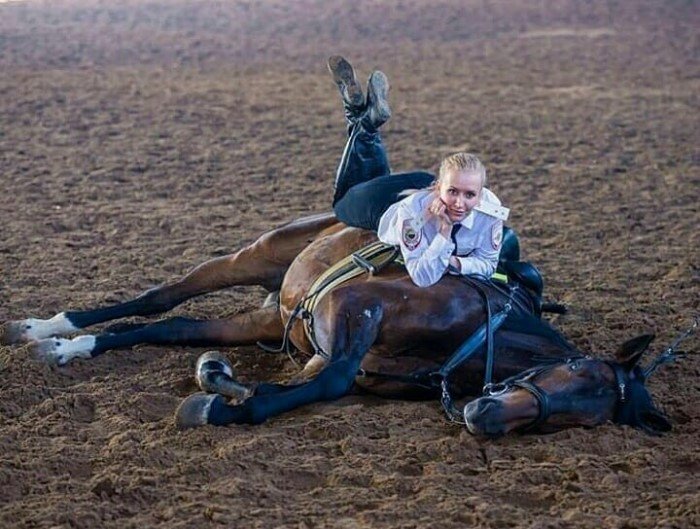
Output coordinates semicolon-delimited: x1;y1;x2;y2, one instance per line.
351;253;378;275
351;245;400;276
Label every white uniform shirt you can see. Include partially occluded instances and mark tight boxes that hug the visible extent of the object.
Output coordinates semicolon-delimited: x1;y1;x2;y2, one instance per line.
377;188;506;287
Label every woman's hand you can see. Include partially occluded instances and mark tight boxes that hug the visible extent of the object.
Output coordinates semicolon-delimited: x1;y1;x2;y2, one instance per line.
427;196;453;238
448;255;461;273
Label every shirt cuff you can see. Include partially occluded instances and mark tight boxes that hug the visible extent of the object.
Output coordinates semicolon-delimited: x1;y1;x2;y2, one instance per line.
428;232;454;265
456;255;495;277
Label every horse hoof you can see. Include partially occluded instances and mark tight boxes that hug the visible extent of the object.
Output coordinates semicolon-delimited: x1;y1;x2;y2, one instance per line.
30;339;60;364
196;350;234;378
30;338;75;366
195;351;251;400
175;392;223;430
1;321;28;345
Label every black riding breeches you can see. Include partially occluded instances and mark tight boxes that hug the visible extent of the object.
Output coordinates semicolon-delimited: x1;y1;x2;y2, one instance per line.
334;171;435;230
332;123;435;230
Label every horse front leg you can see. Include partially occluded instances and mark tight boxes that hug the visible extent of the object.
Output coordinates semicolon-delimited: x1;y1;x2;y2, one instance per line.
176;295;383;428
30;306;284;366
2;212;339;345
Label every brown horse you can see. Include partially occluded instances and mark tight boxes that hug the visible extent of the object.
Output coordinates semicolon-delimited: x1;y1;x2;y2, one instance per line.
1;212;597;428
463;334;674;436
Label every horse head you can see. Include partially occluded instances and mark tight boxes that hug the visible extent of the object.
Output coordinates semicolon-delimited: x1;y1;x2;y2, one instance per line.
463;333;672;436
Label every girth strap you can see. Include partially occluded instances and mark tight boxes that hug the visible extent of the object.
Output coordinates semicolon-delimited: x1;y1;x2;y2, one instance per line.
300;241;400;358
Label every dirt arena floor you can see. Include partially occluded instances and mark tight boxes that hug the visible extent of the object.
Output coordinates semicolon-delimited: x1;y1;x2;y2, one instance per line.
0;1;698;527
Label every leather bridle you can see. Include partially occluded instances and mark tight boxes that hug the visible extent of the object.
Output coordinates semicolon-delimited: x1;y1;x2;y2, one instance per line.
482;358;631;432
472;319;698;434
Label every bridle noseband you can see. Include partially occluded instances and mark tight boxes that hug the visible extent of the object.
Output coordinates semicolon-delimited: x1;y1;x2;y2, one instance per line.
508;379;553;432
482;363;559;432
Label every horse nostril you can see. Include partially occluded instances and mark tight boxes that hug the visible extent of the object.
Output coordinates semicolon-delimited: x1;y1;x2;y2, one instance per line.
473;397;500;414
463;397;504;435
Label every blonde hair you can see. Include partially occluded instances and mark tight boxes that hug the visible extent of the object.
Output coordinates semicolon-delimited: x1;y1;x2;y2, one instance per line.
437;152;487;187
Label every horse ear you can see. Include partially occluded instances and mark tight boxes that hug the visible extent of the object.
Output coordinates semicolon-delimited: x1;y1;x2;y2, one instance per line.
638;409;672;435
615;334;655;369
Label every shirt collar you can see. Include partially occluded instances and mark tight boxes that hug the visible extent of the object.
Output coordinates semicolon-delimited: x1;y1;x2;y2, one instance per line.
460;210;476;230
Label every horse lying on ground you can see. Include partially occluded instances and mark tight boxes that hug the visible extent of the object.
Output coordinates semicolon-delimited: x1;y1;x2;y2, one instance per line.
1;213;671;433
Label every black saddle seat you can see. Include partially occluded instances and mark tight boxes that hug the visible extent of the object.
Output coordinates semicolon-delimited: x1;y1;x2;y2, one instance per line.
496;226;542;297
499;226;520;265
501;261;544;301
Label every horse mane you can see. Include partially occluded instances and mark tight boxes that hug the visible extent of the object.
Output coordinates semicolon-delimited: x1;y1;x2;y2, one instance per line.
497;312;582;364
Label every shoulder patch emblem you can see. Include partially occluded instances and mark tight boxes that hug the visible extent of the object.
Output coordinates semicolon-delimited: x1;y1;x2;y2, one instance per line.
492;222;503;250
402;219;422;251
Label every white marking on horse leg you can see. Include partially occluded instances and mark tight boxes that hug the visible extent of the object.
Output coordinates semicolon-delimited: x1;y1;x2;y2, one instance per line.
32;335;96;366
22;313;79;341
300;354;328;378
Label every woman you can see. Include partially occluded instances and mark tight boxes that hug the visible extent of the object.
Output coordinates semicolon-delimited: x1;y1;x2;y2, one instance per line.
328;56;509;287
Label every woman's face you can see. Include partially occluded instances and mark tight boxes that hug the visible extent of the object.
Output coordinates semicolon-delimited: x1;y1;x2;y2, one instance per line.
438;169;483;222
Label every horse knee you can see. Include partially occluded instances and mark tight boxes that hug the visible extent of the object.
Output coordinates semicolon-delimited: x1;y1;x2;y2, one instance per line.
315;360;359;400
322;373;355;400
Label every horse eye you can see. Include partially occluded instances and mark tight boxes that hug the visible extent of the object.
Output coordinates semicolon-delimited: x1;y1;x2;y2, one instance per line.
568;361;580;371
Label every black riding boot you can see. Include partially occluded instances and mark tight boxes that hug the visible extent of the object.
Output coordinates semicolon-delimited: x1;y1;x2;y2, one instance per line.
331;64;392;204
332;122;391;205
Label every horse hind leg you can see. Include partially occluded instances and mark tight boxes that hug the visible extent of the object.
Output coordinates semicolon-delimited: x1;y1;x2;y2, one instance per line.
2;250;286;346
30;306;285;366
3;213;338;345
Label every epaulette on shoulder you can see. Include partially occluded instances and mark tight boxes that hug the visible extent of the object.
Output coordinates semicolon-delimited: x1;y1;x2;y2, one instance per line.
475;201;510;221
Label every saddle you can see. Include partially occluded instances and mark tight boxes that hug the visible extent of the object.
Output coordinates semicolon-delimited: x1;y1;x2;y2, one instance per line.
297;227;549;356
497;226;545;310
500;261;544;301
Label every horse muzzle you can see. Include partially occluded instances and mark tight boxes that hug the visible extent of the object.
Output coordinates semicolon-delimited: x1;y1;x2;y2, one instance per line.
463;397;508;437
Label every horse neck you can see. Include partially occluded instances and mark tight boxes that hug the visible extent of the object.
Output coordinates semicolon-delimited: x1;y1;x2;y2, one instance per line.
493;317;583;381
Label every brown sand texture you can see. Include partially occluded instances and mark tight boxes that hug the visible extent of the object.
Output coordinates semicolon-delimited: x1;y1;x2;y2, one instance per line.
0;1;699;527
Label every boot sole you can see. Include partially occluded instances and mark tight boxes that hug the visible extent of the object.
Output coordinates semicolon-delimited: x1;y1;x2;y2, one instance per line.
367;71;391;124
328;55;364;108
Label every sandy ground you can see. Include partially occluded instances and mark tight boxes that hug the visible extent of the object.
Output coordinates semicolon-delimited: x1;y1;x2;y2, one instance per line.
0;1;699;527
